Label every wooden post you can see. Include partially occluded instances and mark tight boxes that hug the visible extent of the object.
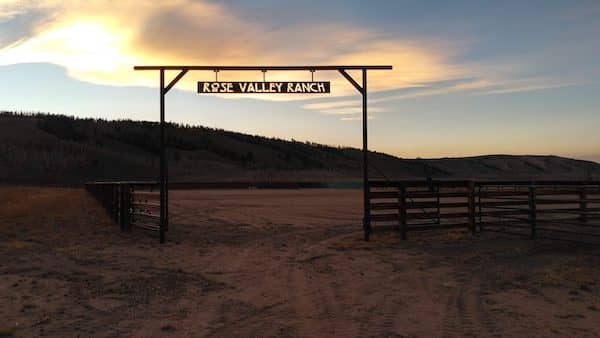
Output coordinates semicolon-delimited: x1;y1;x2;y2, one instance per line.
468;181;476;235
436;185;441;225
399;185;407;240
477;185;483;233
113;185;120;223
119;185;125;231
104;185;109;211
166;170;169;232
119;184;131;232
579;187;588;224
122;184;131;232
529;185;537;239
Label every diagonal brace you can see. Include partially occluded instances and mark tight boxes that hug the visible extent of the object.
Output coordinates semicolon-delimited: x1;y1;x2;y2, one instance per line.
163;69;189;94
338;69;364;94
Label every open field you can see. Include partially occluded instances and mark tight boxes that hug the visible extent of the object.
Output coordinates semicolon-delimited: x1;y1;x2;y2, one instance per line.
1;187;600;337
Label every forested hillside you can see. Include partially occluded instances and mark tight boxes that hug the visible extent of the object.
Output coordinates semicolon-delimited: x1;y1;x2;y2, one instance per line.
1;112;599;185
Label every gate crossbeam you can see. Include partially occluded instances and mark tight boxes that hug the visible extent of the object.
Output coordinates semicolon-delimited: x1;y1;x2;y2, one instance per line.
135;65;391;71
134;64;392;243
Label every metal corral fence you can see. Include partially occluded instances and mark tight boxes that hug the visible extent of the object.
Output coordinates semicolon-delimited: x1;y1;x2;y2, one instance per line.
86;180;600;244
368;180;600;244
85;181;162;234
368;180;477;238
84;181;339;242
477;181;600;244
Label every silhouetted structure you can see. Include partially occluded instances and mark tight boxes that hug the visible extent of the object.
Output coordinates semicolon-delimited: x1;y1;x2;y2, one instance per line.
133;65;393;243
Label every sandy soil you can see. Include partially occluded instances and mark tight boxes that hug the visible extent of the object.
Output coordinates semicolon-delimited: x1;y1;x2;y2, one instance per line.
1;187;600;337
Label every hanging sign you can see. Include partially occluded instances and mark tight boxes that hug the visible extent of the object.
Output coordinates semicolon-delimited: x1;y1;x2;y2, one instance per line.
198;81;330;94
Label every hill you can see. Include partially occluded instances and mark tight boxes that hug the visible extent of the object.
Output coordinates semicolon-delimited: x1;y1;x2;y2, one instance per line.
1;112;599;185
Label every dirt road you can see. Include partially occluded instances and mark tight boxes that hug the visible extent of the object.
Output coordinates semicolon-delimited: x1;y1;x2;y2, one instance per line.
1;187;599;337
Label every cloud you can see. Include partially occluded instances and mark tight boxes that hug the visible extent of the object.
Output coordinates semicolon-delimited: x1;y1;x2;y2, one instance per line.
319;107;388;115
0;1;58;48
302;100;359;111
1;0;580;107
365;77;580;103
302;99;386;120
340;115;375;121
474;79;581;96
0;0;466;100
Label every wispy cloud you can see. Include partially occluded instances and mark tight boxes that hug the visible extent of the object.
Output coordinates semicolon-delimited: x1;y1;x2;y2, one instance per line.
319;107;388;115
302;99;386;120
473;79;580;96
302;100;360;111
340;115;375;121
366;77;581;103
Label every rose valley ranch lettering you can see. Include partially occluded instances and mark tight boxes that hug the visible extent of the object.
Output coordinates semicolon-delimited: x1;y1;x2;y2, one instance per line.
197;81;331;94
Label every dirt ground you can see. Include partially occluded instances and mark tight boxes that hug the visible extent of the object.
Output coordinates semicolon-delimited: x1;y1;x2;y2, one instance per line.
1;187;600;337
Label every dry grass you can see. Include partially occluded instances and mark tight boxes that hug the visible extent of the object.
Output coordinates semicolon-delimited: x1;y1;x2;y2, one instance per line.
533;262;600;287
0;186;114;245
0;326;15;337
1;186;93;218
3;239;30;250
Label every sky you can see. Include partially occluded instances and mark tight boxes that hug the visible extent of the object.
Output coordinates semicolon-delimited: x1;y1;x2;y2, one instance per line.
1;0;600;162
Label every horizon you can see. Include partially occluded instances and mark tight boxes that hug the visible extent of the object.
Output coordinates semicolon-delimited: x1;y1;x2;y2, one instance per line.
4;110;599;165
1;1;600;162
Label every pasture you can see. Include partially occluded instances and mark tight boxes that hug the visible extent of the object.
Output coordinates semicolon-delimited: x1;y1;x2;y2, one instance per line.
1;186;600;337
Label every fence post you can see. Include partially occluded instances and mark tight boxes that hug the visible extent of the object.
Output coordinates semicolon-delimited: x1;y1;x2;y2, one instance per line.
477;185;483;233
102;185;109;215
579;187;588;224
399;185;407;240
436;185;441;224
529;185;537;239
113;185;120;223
468;181;476;235
363;181;371;242
119;184;131;232
126;185;132;232
103;185;108;210
119;185;125;231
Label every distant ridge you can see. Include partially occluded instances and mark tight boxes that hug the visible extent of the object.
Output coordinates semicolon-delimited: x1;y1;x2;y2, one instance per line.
1;112;599;185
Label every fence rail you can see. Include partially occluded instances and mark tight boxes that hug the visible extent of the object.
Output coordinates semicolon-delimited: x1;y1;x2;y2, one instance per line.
368;180;600;244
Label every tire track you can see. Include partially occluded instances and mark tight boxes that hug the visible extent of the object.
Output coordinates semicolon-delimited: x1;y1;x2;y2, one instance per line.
202;222;359;336
442;271;502;338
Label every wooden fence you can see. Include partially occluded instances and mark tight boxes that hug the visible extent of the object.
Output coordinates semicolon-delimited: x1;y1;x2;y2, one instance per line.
368;180;600;244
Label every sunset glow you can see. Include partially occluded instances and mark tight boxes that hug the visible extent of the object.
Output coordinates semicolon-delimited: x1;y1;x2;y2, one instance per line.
1;0;599;161
0;0;464;95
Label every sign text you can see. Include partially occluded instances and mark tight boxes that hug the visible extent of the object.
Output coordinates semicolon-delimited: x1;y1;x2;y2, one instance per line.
198;81;331;94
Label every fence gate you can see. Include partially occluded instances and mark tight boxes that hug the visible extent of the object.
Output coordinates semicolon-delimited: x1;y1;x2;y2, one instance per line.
86;182;161;234
368;180;477;239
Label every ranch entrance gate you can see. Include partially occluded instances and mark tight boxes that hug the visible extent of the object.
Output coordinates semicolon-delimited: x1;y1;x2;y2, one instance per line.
131;65;392;243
